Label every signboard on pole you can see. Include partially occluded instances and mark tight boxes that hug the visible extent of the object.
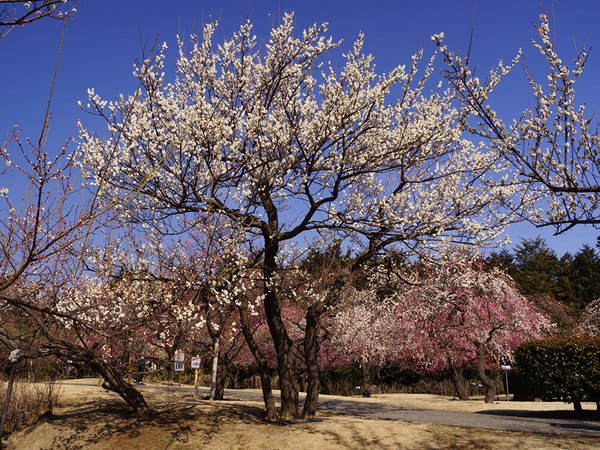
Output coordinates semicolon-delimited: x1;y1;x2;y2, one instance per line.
500;364;511;401
174;350;185;372
192;355;201;399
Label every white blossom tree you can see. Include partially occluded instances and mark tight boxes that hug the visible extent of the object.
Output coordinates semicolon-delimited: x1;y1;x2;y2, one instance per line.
577;297;600;336
77;14;519;418
439;13;600;233
329;286;401;397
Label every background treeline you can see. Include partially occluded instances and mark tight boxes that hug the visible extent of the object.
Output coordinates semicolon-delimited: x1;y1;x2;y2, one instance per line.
488;237;600;327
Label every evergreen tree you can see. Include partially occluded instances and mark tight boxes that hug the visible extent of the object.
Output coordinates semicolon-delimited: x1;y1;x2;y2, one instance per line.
512;238;562;299
486;249;516;274
562;245;600;312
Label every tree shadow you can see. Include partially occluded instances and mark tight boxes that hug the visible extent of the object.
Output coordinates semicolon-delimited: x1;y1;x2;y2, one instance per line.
15;391;270;449
477;408;600;421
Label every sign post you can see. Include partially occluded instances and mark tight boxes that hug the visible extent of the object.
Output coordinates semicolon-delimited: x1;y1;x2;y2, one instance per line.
500;365;511;402
191;356;202;399
174;350;185;387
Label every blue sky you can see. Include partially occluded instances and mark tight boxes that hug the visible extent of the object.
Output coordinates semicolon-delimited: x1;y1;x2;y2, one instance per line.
2;0;600;256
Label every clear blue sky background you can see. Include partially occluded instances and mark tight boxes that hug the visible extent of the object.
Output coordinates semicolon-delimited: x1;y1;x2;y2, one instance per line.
2;0;600;256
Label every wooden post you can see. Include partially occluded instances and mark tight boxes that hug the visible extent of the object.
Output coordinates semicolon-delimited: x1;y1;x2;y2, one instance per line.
193;355;200;399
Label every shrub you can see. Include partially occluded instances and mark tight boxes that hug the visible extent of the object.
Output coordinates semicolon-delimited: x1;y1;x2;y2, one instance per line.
0;378;61;436
514;336;600;411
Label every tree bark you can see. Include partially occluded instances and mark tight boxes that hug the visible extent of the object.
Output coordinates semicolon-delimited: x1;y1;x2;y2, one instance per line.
361;360;372;398
448;360;470;400
475;344;496;403
263;245;298;419
90;358;150;416
573;400;583;412
165;346;175;384
209;337;220;401
237;304;277;420
214;363;226;401
302;306;322;419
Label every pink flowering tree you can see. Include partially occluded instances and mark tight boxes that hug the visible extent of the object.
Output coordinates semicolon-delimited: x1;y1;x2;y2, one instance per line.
399;249;553;402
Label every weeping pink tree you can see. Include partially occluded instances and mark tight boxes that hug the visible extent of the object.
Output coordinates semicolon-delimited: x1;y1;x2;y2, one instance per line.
399;249;553;402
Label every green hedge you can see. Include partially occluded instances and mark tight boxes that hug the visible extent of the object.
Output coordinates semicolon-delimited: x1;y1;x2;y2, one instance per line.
514;336;600;410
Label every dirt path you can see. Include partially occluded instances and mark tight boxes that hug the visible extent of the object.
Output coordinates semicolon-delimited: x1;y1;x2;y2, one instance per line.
5;379;600;449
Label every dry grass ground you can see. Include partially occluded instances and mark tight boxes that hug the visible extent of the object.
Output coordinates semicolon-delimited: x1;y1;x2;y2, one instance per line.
4;379;600;449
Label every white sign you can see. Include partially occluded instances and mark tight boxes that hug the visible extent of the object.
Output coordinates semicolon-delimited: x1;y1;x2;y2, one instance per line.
501;365;512;371
174;361;184;372
175;351;185;363
191;357;202;369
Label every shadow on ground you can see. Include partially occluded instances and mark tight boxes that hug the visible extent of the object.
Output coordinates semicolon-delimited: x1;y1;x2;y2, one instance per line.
477;409;600;421
16;394;268;449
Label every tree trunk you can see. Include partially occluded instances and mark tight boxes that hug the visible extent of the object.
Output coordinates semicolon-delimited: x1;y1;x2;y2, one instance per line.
298;372;307;393
237;304;277;420
232;367;240;389
263;246;298;419
55;342;150;416
214;365;226;401
302;306;322;419
209;337;220;401
448;361;470;400
165;346;175;384
476;344;496;403
361;360;372;398
90;358;150;416
0;361;19;443
573;400;583;412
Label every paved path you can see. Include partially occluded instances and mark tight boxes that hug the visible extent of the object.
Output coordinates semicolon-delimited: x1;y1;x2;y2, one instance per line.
147;384;600;438
315;395;600;437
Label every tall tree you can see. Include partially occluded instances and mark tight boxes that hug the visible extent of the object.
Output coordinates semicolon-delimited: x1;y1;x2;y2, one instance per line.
562;244;600;311
511;237;562;298
77;14;517;418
